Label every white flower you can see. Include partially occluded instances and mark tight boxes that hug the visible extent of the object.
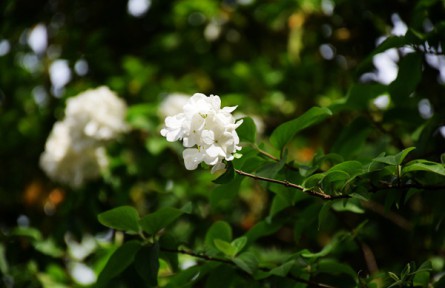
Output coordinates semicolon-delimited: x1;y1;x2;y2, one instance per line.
40;86;128;187
161;93;242;173
65;86;128;146
159;93;191;118
39;122;108;188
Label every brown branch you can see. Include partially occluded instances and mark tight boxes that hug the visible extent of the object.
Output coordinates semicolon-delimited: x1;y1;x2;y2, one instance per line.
359;241;379;275
161;247;338;288
360;200;413;231
235;169;350;200
255;146;279;162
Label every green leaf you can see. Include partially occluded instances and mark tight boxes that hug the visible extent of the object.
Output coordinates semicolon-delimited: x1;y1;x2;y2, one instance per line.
301;232;348;258
389;53;423;104
231;237;247;255
214;239;238;258
210;177;242;210
254;260;295;280
403;160;445;176
317;258;358;281
233;251;258;274
269;193;293;218
321;170;350;194
413;261;432;286
205;221;232;255
164;263;217;287
330;117;372;159
96;240;142;287
139;207;186;235
34;238;64;258
212;162;235;184
388;271;400;282
268;183;302;218
270;107;332;150
331;199;365;214
134;242;160;288
244;220;283;245
345;84;388;110
98;206;141;233
302;173;324;189
237;116;257;143
328;161;364;177
373;147;416;166
330;84;387;113
159;234;179;272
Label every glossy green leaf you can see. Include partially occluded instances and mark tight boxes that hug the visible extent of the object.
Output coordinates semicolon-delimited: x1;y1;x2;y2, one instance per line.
328;161;364;177
373;147;416;166
237;116;257;143
403;160;445;176
134;242;160;287
270;107;332;150
231;237;247;254
214;239;237;258
98;206;141;233
321;170;350;194
96;240;141;287
139;207;185;235
302;173;324;189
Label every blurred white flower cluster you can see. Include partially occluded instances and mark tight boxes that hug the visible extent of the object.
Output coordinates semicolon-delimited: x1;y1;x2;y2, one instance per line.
40;86;128;188
161;93;243;173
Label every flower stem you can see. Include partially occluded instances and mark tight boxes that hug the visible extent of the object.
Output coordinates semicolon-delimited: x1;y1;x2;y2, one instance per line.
234;169;349;200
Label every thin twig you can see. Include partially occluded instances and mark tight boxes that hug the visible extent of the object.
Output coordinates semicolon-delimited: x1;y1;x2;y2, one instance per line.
254;145;300;172
235;169;350;200
255;145;279;162
161;247;338;288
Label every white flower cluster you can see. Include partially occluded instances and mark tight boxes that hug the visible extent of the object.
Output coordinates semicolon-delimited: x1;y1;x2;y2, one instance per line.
40;86;128;188
161;93;243;173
